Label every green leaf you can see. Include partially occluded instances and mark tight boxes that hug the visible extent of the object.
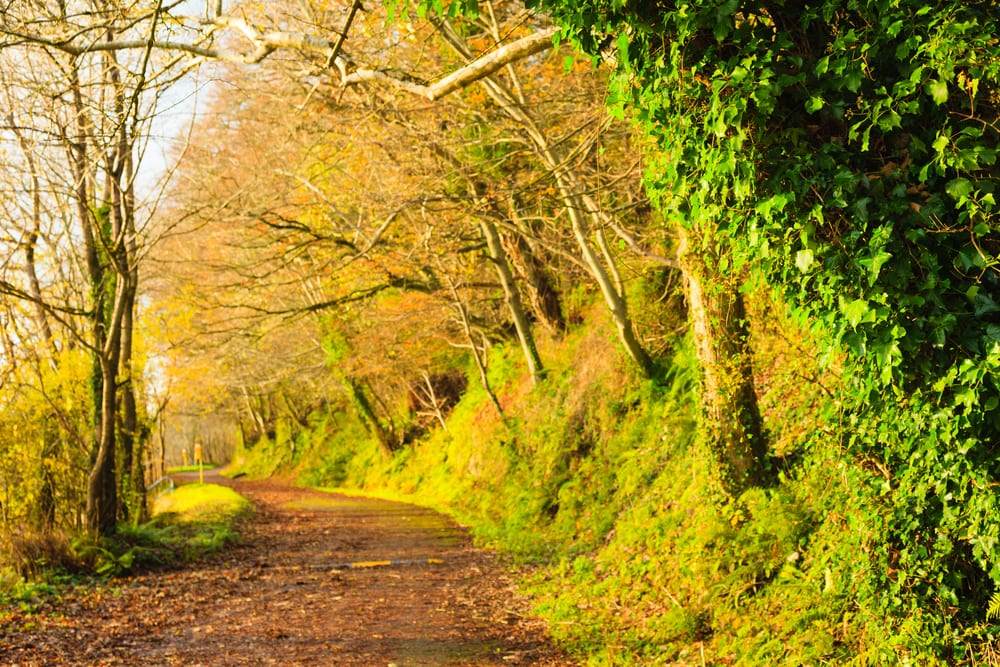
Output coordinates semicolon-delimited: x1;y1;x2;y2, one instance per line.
974;293;1000;316
842;298;871;329
946;177;974;200
925;79;949;105
859;250;892;285
877;109;902;132
932;133;950;153
843;331;866;356
956;245;985;271
805;96;824;113
795;248;814;273
616;33;630;67
844;71;864;93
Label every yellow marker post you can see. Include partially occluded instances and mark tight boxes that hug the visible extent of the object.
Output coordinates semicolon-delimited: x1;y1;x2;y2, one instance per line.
182;448;189;467
194;442;204;483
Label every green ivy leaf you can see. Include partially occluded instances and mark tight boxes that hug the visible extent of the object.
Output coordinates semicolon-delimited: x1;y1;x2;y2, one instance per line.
795;248;814;273
616;33;630;67
842;298;871;329
859;250;892;285
932;133;950;154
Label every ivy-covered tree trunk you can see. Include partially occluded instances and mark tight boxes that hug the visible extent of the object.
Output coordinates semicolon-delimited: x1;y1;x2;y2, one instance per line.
87;355;119;535
86;212;126;536
119;278;142;523
69;63;118;536
679;227;768;491
345;377;399;458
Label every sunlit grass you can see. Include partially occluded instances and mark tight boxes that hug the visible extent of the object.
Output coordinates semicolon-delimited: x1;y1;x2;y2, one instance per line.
71;484;253;577
152;483;249;521
165;464;218;474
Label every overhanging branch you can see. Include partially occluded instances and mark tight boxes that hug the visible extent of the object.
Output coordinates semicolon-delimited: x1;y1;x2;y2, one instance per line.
3;15;559;100
341;26;559;100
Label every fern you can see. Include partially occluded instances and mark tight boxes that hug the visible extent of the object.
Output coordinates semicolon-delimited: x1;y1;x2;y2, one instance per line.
986;592;1000;622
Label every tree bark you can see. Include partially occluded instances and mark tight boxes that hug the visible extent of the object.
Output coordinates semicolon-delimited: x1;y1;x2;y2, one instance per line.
480;218;545;385
501;224;565;335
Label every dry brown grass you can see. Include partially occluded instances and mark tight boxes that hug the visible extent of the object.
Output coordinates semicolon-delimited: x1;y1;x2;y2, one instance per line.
2;529;82;578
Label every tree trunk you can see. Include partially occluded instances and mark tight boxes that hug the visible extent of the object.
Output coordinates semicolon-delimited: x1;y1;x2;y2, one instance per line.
242;387;268;443
86;265;129;535
446;274;504;419
16;124;59;531
70;63;120;536
480;218;544;385
346;377;399;458
156;406;168;481
116;117;143;524
501;225;565;335
35;428;57;531
119;284;141;523
679;226;768;491
87;217;126;536
87;357;119;535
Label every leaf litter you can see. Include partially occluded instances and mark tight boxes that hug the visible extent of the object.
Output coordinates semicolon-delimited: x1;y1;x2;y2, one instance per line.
1;476;575;666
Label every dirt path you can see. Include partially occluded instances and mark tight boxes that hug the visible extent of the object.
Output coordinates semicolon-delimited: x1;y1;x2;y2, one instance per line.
1;475;576;666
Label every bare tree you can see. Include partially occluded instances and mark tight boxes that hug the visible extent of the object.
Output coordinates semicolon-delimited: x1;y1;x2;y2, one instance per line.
0;1;190;534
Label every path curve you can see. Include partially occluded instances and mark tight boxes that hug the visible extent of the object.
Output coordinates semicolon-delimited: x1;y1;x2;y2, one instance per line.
1;475;576;666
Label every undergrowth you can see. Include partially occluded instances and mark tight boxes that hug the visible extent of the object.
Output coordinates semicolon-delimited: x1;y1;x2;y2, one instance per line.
0;482;250;612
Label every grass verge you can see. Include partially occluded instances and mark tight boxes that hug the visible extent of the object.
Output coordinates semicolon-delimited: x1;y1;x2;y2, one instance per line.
165;464;219;474
0;483;250;613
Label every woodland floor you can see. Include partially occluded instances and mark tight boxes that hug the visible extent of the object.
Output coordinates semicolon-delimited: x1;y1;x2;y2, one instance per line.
0;474;577;666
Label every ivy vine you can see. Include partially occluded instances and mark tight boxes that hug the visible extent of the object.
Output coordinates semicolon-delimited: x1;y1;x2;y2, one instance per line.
534;0;1000;649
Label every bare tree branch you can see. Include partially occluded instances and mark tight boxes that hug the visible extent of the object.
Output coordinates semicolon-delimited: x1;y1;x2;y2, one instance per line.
3;13;558;99
341;26;559;100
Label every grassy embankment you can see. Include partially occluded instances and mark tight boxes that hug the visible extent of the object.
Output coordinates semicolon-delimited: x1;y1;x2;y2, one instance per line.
229;292;991;665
